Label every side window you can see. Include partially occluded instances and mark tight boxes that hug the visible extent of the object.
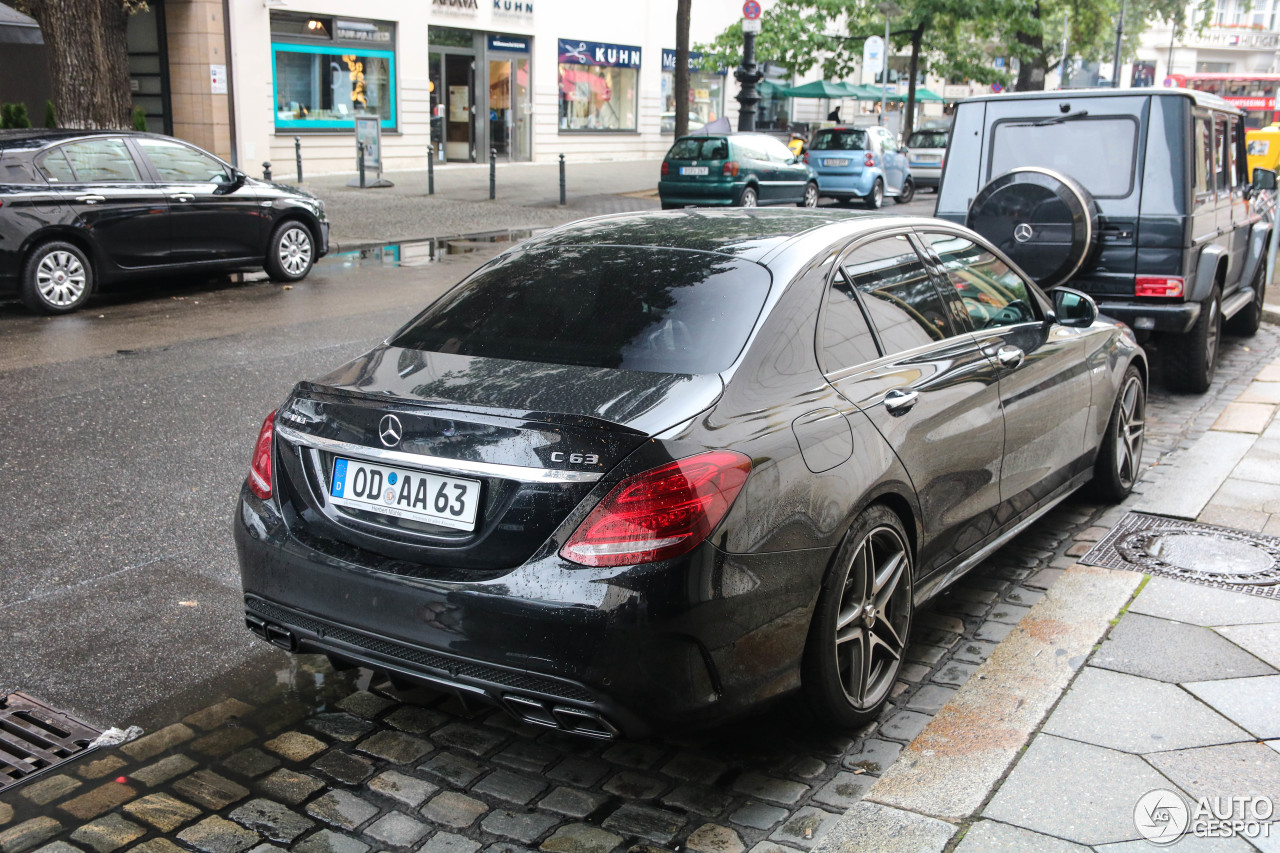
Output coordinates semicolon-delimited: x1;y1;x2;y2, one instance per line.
880;131;898;153
1194;115;1212;197
763;136;796;162
923;232;1038;330
1225;117;1239;189
136;139;229;183
1215;115;1230;192
734;138;763;161
820;269;881;373
843;235;955;354
57;139;142;182
37;148;76;183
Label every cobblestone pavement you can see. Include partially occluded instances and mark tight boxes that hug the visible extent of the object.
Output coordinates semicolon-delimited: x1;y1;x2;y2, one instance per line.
2;327;1275;853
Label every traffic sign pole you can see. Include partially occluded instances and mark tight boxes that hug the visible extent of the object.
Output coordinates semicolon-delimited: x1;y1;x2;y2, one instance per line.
736;0;765;131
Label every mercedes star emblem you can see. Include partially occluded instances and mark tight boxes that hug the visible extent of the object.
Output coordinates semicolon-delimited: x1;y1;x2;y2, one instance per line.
1013;223;1034;243
379;414;403;447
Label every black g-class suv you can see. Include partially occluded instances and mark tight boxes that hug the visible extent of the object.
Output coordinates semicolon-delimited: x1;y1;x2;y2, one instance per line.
935;88;1276;392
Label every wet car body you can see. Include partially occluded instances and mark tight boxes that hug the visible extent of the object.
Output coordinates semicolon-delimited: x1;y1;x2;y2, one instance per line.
235;209;1146;738
807;126;913;207
0;129;328;313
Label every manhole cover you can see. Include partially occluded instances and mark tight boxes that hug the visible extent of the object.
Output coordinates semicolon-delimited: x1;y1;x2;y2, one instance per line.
0;692;103;794
1081;512;1280;598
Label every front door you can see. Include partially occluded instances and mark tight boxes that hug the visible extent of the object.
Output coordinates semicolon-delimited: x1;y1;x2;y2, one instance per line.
445;54;475;162
132;137;262;263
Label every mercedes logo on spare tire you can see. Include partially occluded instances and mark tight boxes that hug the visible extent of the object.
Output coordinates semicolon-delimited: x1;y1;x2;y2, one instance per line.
965;167;1101;289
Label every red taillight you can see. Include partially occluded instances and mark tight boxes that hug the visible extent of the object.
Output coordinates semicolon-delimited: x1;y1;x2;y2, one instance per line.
1135;275;1184;297
661;161;670;176
559;451;752;568
248;411;276;500
723;161;740;177
864;153;875;168
803;152;810;164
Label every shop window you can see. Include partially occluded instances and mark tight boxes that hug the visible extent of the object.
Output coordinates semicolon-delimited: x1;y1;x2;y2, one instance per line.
558;39;640;132
271;14;396;131
660;49;725;133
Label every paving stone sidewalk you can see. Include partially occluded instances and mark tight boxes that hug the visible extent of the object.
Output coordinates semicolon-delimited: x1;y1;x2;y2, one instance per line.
822;335;1280;852
0;332;1274;853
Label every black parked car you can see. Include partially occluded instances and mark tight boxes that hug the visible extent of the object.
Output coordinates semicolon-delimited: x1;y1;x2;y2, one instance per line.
0;129;329;314
936;88;1276;393
235;210;1146;738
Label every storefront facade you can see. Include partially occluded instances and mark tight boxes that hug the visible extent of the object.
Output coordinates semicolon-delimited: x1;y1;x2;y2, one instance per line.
225;0;749;175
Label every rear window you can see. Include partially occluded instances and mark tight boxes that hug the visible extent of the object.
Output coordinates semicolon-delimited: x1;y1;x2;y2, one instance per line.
668;137;729;161
989;116;1138;198
811;129;868;151
906;130;947;149
391;246;772;375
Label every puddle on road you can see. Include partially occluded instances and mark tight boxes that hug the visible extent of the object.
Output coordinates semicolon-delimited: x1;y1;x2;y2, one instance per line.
324;229;542;271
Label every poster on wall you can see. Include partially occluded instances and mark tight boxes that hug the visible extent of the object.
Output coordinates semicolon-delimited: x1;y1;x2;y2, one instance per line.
449;85;470;123
355;115;381;169
210;64;227;95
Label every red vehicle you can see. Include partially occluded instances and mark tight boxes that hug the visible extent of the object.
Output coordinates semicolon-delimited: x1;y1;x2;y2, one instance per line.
1165;73;1280;128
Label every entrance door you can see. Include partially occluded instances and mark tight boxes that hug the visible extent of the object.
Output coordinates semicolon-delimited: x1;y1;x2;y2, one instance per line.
489;59;513;158
445;54;475;162
515;58;531;161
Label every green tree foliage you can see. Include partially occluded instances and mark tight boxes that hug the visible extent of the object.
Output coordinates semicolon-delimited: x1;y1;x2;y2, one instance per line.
1;103;32;128
45;99;57;129
132;105;147;131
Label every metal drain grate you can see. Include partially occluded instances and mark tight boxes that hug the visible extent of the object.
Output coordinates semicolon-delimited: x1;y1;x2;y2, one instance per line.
1081;512;1280;598
0;692;102;793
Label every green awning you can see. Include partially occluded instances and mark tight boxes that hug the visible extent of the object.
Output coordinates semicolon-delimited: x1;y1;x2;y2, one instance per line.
778;80;861;99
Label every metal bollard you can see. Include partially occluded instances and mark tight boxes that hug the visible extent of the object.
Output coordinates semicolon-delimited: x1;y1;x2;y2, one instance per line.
294;137;303;183
489;148;496;200
262;161;272;181
428;142;435;195
559;153;566;206
357;144;366;189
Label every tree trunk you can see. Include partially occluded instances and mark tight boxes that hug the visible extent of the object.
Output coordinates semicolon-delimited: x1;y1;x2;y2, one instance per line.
903;23;923;140
674;0;692;138
25;0;132;129
1015;1;1047;91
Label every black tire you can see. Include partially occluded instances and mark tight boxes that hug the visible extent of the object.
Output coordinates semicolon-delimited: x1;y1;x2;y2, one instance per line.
798;181;819;208
966;167;1100;288
265;220;316;283
661;202;682;210
895;178;915;204
738;186;758;208
863;179;884;210
20;240;94;315
1165;285;1222;394
1091;365;1146;502
802;504;914;729
1225;258;1266;338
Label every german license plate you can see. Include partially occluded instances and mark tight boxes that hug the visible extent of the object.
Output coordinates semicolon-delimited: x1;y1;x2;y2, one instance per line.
680;166;709;175
823;158;849;167
917;155;940;163
329;457;480;531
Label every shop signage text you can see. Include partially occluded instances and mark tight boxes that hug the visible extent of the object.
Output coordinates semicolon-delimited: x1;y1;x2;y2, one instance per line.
335;20;392;42
489;36;530;52
559;39;641;68
661;49;702;72
433;0;479;10
493;0;533;15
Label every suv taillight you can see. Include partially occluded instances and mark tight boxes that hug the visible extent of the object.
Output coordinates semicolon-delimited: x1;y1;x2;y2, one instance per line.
864;153;875;168
248;411;276;500
1135;275;1184;297
559;451;752;568
723;161;740;177
661;161;669;176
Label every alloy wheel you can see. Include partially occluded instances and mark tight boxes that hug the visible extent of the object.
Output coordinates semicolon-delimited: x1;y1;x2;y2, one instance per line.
278;227;313;276
802;183;818;207
36;251;87;308
741;188;758;208
1205;293;1220;372
834;524;911;710
1114;374;1145;489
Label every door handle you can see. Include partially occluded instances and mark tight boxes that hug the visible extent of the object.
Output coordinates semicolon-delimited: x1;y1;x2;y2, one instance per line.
76;195;105;204
883;388;919;415
171;194;194;203
996;345;1025;369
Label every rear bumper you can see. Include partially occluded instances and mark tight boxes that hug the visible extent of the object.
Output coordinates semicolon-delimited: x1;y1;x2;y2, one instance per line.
908;167;941;187
813;170;877;198
1097;300;1200;334
234;485;826;737
657;179;743;206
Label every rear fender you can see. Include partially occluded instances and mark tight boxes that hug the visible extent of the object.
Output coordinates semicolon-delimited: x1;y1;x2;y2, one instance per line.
1187;243;1228;303
1239;220;1272;290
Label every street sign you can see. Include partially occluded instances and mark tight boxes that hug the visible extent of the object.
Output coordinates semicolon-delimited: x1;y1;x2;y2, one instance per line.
991;82;1004;93
1163;76;1176;87
743;0;762;19
863;35;884;76
743;17;762;33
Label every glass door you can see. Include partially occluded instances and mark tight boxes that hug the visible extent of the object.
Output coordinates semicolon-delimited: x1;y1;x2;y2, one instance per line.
429;52;444;161
445;54;474;162
489;59;512;158
515;57;531;161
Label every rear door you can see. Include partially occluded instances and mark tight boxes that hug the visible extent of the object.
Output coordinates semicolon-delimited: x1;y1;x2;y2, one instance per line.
132;137;263;263
824;232;1005;576
36;137;170;269
760;134;809;202
918;228;1092;517
734;136;777;200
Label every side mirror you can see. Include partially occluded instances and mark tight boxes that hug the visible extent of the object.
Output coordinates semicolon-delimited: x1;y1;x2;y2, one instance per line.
1253;167;1277;191
1050;287;1098;328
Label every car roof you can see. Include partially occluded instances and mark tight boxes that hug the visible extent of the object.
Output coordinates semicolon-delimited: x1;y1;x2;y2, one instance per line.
0;128;159;152
517;209;924;263
958;86;1240;115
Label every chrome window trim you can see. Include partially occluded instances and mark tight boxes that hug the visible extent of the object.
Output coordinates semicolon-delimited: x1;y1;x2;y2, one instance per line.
276;423;604;483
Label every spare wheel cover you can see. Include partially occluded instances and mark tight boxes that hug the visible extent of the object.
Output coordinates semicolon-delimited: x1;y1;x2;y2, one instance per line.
965;167;1100;289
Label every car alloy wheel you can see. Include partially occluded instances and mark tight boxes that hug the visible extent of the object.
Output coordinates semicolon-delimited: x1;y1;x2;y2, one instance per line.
278;226;313;277
740;187;758;208
800;182;819;208
1092;365;1146;501
864;179;884;210
36;250;87;308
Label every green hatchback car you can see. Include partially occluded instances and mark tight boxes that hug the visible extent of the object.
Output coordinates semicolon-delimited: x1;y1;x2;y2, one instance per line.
659;133;819;209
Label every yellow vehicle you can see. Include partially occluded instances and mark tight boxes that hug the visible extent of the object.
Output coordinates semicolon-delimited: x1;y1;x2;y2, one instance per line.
1246;122;1280;178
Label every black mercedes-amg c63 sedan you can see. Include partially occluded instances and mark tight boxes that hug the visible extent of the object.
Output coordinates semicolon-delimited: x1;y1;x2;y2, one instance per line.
234;209;1147;739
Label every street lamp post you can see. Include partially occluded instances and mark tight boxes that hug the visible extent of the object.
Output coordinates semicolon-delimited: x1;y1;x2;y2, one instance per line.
735;28;764;131
876;1;901;127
